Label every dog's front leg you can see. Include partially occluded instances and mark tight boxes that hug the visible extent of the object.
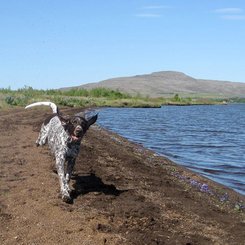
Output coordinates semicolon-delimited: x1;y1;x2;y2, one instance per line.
66;157;76;183
55;154;71;202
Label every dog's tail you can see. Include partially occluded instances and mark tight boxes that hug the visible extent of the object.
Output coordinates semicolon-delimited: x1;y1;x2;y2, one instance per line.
25;102;58;114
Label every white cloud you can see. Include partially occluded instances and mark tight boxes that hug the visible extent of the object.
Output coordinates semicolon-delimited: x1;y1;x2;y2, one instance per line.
214;8;243;14
213;7;245;20
135;5;172;18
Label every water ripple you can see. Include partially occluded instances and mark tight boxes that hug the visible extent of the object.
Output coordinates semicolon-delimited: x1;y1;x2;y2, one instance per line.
98;105;245;195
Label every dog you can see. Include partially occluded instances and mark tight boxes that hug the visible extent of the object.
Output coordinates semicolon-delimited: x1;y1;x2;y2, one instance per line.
25;102;98;202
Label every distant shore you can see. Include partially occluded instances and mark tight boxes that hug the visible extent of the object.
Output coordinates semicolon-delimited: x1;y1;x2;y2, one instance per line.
1;86;242;109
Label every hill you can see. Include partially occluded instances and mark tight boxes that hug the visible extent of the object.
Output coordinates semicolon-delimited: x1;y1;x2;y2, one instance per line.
77;71;245;98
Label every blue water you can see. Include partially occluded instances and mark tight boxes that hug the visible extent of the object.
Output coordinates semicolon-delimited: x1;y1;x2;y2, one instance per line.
97;104;245;195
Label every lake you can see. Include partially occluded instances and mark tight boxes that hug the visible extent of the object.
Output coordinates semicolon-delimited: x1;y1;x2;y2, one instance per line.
97;104;245;195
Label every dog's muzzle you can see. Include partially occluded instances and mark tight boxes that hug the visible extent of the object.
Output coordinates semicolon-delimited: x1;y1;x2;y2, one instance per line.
74;125;83;136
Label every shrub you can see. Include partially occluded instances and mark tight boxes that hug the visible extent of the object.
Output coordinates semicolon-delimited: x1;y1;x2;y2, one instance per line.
5;95;29;106
89;87;130;99
173;94;181;102
5;96;15;105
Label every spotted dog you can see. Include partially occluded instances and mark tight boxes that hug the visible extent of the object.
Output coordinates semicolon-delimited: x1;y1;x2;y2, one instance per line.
25;102;97;203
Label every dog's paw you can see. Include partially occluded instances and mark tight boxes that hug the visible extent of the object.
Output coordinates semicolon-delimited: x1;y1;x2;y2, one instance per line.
36;140;41;147
62;194;72;204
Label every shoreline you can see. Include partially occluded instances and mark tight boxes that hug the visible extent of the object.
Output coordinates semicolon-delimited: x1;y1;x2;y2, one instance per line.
95;124;245;207
0;107;244;244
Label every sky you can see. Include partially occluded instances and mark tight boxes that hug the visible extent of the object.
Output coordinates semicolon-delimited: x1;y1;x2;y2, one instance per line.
0;0;245;90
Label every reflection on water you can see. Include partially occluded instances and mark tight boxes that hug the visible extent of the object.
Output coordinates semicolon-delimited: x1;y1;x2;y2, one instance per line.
98;104;245;195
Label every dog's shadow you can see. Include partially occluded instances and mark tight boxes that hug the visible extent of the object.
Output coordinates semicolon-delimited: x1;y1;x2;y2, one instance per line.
71;173;126;200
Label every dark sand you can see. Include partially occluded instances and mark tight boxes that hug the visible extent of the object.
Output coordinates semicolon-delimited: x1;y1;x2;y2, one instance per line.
0;107;244;245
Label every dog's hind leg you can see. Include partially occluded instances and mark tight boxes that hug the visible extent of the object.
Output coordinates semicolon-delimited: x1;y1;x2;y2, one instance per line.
36;123;49;146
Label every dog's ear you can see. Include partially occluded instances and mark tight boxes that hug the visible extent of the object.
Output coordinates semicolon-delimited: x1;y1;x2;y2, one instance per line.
86;114;98;129
75;111;86;118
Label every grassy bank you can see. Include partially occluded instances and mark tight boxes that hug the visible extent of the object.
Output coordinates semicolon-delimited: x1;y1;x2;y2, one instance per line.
0;86;228;109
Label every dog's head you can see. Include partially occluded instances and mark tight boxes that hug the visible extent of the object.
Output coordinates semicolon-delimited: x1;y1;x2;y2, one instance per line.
61;114;98;142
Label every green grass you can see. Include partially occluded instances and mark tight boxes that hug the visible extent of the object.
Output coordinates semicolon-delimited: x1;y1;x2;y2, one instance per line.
0;86;231;109
0;86;157;108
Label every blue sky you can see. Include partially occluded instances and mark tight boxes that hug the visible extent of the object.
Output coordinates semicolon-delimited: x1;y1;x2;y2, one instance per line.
0;0;245;90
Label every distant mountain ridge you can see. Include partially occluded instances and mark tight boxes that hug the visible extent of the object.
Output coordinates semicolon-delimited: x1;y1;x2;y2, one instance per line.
74;71;245;98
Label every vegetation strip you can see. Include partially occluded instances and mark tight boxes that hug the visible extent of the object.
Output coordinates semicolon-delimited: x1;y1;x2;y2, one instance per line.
0;86;235;109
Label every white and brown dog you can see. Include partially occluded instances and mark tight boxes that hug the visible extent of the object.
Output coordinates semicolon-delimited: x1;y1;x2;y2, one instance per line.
25;102;97;203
